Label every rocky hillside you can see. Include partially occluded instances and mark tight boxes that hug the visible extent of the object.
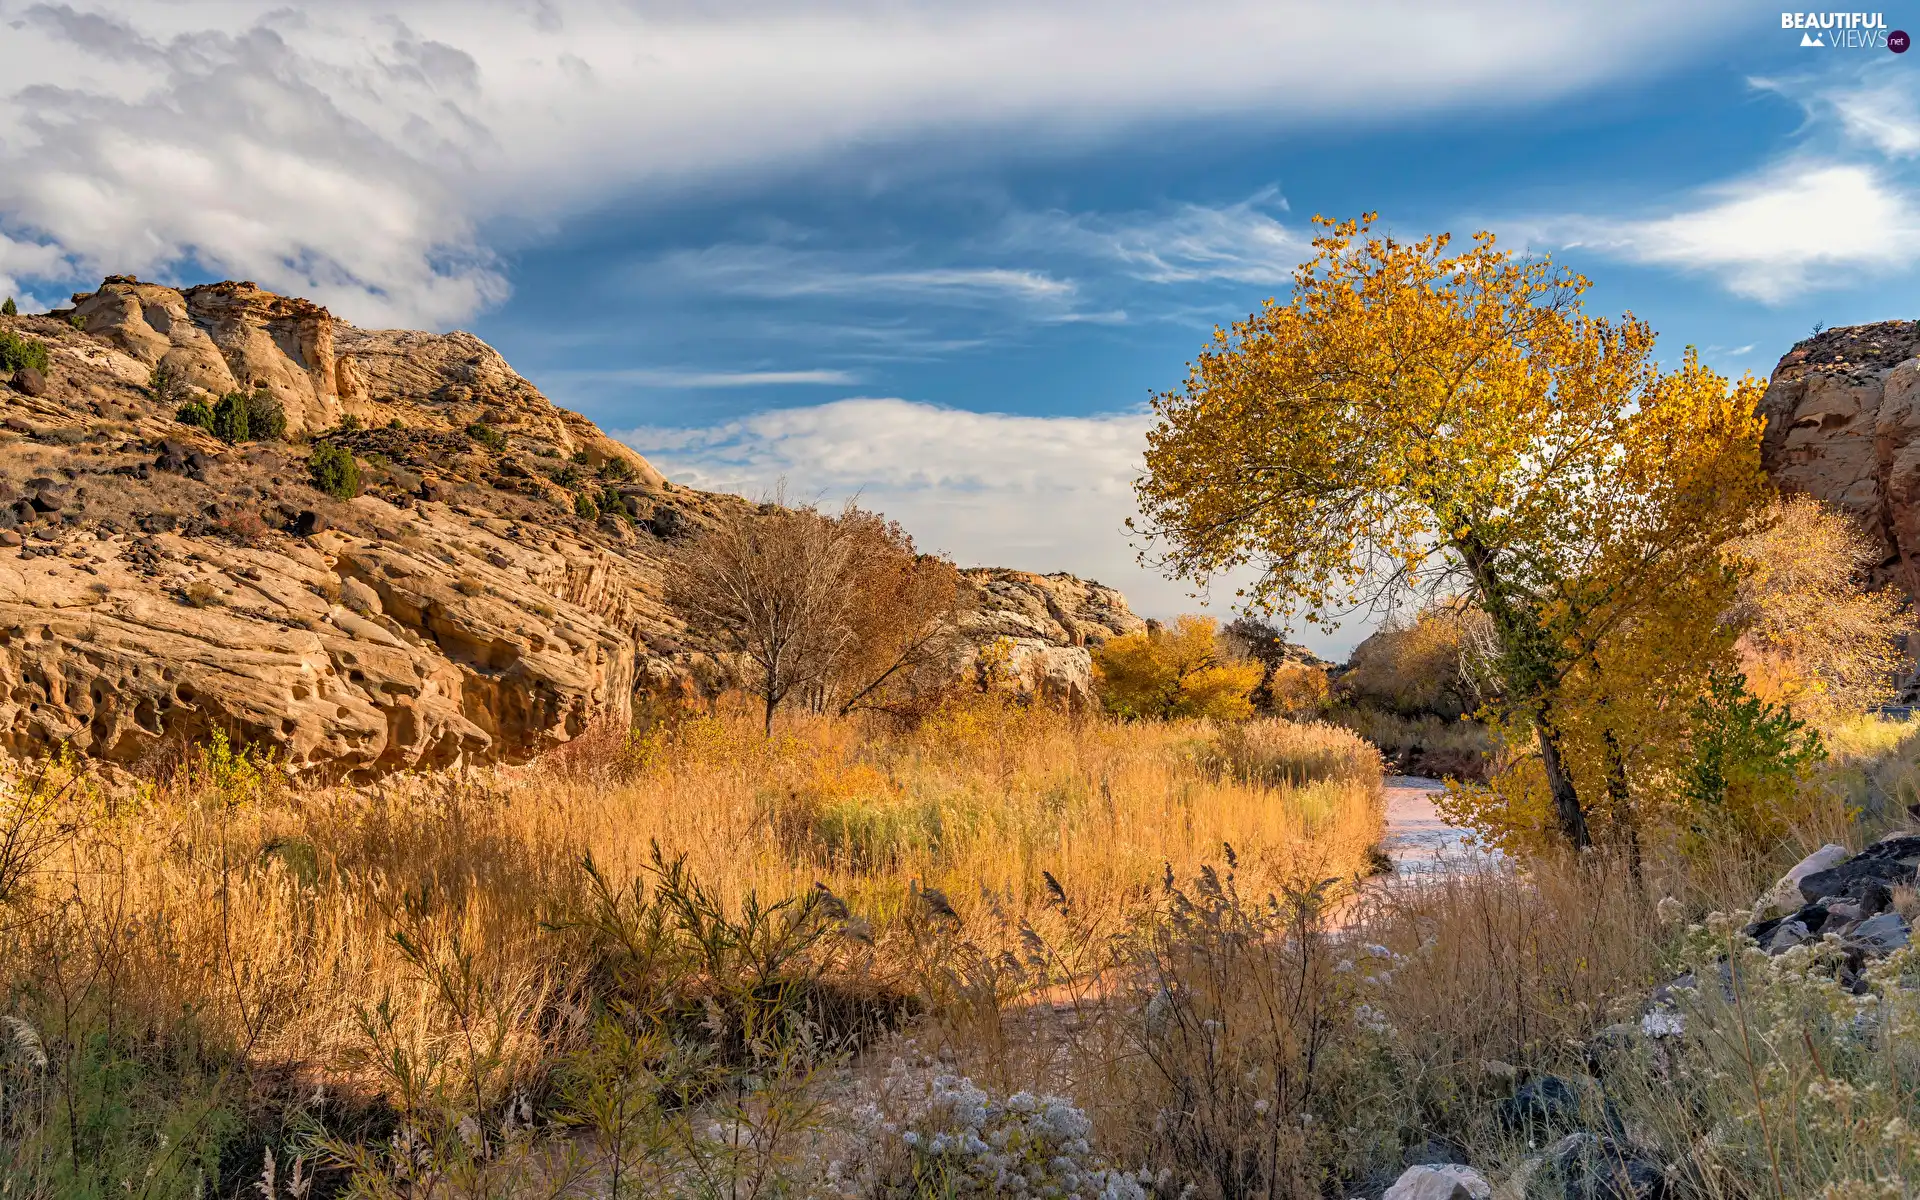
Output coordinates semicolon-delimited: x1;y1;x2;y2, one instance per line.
1758;320;1920;592
0;278;1140;776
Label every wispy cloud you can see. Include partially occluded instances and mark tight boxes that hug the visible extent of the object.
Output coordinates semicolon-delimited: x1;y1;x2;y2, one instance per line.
1009;192;1309;286
0;0;1743;326
647;244;1077;304
1542;70;1920;303
550;367;862;388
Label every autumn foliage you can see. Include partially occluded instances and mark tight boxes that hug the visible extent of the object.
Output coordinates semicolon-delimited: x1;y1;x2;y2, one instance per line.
1136;214;1783;851
1092;615;1264;720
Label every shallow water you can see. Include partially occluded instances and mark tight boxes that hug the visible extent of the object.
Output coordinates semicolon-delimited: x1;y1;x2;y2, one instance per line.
1378;774;1504;878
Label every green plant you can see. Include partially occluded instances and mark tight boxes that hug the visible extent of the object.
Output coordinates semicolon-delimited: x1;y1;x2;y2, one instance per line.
574;493;600;521
1682;670;1826;846
602;456;635;482
66;313;84;330
339;414;363;431
601;486;633;521
0;328;49;373
308;441;361;500
175;401;215;431
1;297;16;317
387;417;405;430
149;363;193;408
242;388;287;441
210;392;249;442
467;422;506;452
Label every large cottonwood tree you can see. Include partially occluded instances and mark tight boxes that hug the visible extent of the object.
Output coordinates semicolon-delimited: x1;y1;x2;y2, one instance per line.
1133;216;1771;848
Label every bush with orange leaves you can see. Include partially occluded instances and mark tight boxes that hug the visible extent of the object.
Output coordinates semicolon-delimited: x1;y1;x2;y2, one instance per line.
1092;615;1264;721
1729;495;1912;726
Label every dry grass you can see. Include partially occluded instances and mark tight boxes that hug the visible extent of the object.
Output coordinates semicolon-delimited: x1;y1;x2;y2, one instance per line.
0;701;1383;1195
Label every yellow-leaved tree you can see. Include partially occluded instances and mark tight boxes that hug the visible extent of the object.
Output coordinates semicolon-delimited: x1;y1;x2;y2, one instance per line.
1133;215;1774;849
1093;615;1263;720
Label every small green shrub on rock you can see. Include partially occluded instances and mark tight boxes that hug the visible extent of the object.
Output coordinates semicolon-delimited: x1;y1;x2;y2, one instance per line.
176;401;215;431
573;492;599;520
242;387;287;440
467;422;506;452
210;392;249;442
309;441;361;500
0;328;49;373
1;297;16;317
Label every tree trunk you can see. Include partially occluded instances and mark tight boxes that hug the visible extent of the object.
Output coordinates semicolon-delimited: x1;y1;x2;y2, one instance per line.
762;686;778;738
1535;714;1590;849
1602;726;1642;881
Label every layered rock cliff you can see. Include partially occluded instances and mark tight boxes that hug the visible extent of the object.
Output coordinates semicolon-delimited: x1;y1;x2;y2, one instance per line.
0;278;1138;774
1758;321;1920;592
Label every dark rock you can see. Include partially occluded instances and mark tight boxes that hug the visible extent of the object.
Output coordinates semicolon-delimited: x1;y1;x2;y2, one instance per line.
1799;857;1915;905
8;367;46;396
153;439;210;476
1531;1133;1666;1200
0;530;21;547
649;504;686;539
1499;1075;1614;1139
10;500;33;526
293;510;326;537
28;486;65;514
1855;835;1920;866
1746;902;1830;948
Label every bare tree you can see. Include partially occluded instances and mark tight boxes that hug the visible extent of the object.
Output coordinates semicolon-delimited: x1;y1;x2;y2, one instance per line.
666;496;859;736
665;495;972;734
830;510;971;719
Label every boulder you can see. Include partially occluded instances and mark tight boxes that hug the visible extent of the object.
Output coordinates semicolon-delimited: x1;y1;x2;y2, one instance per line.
1798;856;1915;905
8;367;46;396
1844;911;1911;954
1384;1164;1491;1200
1755;843;1849;918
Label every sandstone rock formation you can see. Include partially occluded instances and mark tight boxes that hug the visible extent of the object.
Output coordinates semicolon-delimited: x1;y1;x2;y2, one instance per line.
0;278;1141;772
1758;320;1920;591
957;568;1146;707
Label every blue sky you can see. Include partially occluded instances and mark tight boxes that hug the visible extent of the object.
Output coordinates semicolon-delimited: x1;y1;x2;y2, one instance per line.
3;2;1919;652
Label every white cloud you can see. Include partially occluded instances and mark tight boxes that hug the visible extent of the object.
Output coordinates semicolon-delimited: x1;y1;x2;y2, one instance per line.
619;397;1361;654
1556;163;1920;302
0;0;1740;327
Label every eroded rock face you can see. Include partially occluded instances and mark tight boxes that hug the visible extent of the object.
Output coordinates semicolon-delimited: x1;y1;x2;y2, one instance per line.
0;278;1144;771
1758;321;1920;591
958;569;1148;707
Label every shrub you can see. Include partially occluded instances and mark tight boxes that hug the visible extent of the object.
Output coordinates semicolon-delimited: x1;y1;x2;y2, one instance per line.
149;364;193;408
0;328;49;373
1339;602;1491;720
600;486;632;520
467;422;506;452
1201;718;1382;787
241;387;287;440
175;401;215;431
339;413;363;431
209;391;249;442
454;574;485;596
182;580;224;607
1730;495;1912;724
1681;670;1826;846
1093;615;1263;721
573;492;600;520
308;441;361;500
601;455;634;482
0;297;15;317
